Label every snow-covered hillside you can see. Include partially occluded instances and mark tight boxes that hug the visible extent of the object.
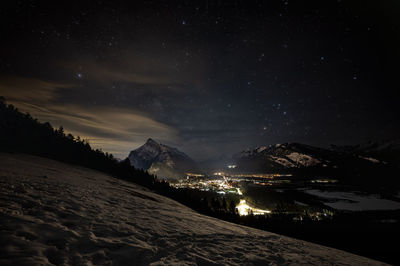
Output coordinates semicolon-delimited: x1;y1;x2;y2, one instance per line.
0;153;384;265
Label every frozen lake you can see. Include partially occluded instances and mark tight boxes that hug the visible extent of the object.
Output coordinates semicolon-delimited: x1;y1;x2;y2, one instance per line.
304;189;400;211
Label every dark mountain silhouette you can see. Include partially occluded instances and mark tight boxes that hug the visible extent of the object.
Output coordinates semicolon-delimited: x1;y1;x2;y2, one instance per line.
128;138;197;180
330;139;400;167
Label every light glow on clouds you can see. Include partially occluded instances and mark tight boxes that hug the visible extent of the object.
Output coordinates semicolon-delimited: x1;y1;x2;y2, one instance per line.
0;76;178;159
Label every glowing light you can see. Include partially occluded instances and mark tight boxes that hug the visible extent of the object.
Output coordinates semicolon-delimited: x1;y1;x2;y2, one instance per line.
236;199;271;216
213;172;224;176
236;200;251;216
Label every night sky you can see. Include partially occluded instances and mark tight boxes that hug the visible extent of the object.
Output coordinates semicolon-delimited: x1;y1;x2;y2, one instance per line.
1;0;399;160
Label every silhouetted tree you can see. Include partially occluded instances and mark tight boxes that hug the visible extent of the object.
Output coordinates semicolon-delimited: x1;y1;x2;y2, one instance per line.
221;197;227;211
229;200;237;214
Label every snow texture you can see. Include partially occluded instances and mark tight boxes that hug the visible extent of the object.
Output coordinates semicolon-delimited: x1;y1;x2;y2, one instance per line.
304;190;400;211
358;156;380;164
269;155;296;167
0;153;385;265
286;152;321;167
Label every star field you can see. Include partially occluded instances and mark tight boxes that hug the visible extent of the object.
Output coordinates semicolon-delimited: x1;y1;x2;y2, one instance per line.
0;0;399;159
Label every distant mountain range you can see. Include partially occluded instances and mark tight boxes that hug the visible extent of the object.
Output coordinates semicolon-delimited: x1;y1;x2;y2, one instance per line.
128;138;399;183
330;139;400;166
128;138;196;180
232;140;399;184
233;143;333;171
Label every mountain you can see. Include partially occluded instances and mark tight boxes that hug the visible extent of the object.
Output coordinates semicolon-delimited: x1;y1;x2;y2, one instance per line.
330;139;400;166
233;143;334;172
128;138;196;180
0;153;382;265
233;142;398;183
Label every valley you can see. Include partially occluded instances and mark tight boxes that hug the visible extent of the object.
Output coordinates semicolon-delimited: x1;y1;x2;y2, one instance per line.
127;138;400;221
171;170;400;219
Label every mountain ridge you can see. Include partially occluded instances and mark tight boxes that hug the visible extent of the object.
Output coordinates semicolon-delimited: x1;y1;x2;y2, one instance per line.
231;141;399;185
128;138;196;180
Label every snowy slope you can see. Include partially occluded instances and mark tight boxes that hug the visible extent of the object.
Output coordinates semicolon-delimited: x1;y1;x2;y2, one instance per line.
0;153;385;265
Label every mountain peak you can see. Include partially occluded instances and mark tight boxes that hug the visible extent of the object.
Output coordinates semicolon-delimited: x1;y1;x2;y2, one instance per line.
127;139;197;178
146;138;158;145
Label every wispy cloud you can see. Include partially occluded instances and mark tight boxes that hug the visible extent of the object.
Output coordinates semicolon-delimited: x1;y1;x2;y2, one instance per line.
60;49;208;91
0;76;70;103
0;76;178;158
79;61;179;87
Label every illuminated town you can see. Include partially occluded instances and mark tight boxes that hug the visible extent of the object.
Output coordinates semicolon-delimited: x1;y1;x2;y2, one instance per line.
169;170;335;219
171;171;294;194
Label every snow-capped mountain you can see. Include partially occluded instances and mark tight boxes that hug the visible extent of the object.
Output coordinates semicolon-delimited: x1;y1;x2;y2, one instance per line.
232;142;398;177
233;143;332;171
128;138;196;179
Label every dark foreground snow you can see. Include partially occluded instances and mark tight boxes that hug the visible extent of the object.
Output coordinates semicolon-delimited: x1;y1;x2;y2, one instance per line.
0;153;385;265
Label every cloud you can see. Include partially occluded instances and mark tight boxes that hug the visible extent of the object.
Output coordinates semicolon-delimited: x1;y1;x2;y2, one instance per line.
81;62;178;87
0;76;178;158
39;104;179;158
0;76;70;103
60;49;208;92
